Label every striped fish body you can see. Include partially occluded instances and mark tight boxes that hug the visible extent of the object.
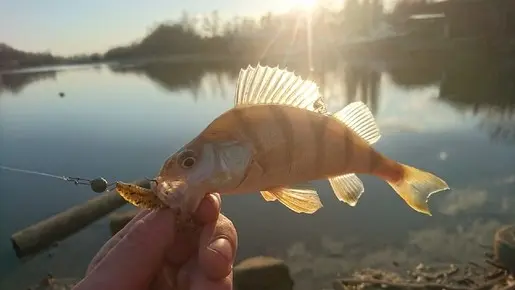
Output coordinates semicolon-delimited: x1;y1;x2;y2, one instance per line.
115;65;450;219
212;104;399;195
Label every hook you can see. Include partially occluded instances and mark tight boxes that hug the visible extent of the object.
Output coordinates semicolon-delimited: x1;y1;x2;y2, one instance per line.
144;177;158;185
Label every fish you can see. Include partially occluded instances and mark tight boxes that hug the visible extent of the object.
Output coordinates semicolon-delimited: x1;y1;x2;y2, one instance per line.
116;64;450;219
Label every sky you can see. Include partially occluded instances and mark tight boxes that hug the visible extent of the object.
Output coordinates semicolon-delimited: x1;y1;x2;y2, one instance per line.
0;0;331;56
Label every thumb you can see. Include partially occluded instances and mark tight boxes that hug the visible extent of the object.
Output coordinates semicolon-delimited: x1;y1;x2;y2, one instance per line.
74;209;177;290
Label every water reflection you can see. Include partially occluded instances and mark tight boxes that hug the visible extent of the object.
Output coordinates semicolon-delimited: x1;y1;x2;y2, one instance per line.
438;63;515;145
106;59;515;141
108;62;241;101
2;58;513;145
106;60;383;117
0;70;57;95
477;107;515;145
387;62;443;89
1;58;515;290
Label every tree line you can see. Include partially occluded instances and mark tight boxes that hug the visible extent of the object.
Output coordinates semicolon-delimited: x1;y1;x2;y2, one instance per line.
2;0;441;69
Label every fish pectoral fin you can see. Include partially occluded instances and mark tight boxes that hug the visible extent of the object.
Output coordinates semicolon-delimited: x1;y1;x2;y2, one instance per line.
262;186;323;214
260;191;278;201
328;174;365;206
332;101;381;144
115;181;165;209
234;65;323;112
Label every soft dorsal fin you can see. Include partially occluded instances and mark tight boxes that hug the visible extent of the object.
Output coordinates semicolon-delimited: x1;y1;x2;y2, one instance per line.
260;186;323;214
234;64;323;112
332;101;381;145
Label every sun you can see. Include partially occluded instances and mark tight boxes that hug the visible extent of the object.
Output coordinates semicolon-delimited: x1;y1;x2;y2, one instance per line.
296;0;317;10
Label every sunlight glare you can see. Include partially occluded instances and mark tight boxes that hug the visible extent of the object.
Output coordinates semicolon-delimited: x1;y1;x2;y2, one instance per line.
295;0;317;10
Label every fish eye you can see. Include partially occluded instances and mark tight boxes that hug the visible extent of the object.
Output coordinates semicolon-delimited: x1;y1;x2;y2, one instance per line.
178;150;196;169
181;157;196;169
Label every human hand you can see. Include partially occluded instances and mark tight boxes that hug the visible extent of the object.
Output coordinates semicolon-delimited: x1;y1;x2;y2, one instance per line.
72;193;237;290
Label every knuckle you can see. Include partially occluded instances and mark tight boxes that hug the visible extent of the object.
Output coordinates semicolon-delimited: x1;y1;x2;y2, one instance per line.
216;214;238;245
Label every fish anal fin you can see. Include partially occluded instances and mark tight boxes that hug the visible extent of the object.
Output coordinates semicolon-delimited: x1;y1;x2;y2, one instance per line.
260;191;278;201
328;174;364;206
332;101;381;144
262;186;323;214
234;64;323;111
116;182;166;209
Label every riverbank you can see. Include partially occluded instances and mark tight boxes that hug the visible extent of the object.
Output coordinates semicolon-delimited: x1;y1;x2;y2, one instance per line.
4;34;515;74
25;223;515;290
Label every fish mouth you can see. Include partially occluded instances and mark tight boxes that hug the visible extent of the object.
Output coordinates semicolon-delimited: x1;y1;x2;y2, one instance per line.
155;178;188;209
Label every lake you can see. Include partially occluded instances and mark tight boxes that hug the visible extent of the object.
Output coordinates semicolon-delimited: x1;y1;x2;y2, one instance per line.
1;58;514;289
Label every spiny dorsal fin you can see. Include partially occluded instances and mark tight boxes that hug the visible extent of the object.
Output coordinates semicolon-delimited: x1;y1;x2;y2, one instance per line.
332;101;381;145
234;64;323;112
328;174;364;206
260;186;323;214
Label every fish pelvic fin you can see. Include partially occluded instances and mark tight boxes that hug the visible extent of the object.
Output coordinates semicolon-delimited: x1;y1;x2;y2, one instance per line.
386;164;450;216
260;190;278;201
332;101;381;145
328;173;364;206
261;186;323;214
234;64;324;112
115;182;166;209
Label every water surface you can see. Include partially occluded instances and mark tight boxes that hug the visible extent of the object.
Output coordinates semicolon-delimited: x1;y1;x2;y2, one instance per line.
1;59;514;289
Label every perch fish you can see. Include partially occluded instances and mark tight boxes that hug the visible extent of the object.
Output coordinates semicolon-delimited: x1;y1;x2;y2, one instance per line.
116;65;450;218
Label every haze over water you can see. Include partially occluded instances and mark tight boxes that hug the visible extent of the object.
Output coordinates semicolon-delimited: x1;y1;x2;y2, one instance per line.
1;58;514;289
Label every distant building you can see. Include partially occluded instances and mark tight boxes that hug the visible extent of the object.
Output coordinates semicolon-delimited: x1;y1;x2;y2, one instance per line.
408;0;515;40
404;13;448;38
440;0;514;39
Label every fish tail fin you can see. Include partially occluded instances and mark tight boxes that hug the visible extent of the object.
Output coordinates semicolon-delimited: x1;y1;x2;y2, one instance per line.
386;163;450;216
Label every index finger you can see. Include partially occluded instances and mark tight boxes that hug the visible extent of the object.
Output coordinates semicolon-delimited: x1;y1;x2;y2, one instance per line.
164;193;222;266
198;214;238;280
87;209;150;274
74;208;177;290
87;193;221;274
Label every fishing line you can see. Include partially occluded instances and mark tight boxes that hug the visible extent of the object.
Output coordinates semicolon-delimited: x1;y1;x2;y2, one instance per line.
0;164;115;193
0;165;68;181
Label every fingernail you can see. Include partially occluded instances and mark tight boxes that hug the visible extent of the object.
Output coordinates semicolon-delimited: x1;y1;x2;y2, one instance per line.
208;238;233;262
211;192;221;204
207;194;219;208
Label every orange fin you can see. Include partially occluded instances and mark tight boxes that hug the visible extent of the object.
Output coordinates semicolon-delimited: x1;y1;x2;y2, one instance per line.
332;101;381;144
260;187;323;214
386;164;450;216
260;191;278;201
328;173;364;206
328;101;380;206
234;64;323;112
